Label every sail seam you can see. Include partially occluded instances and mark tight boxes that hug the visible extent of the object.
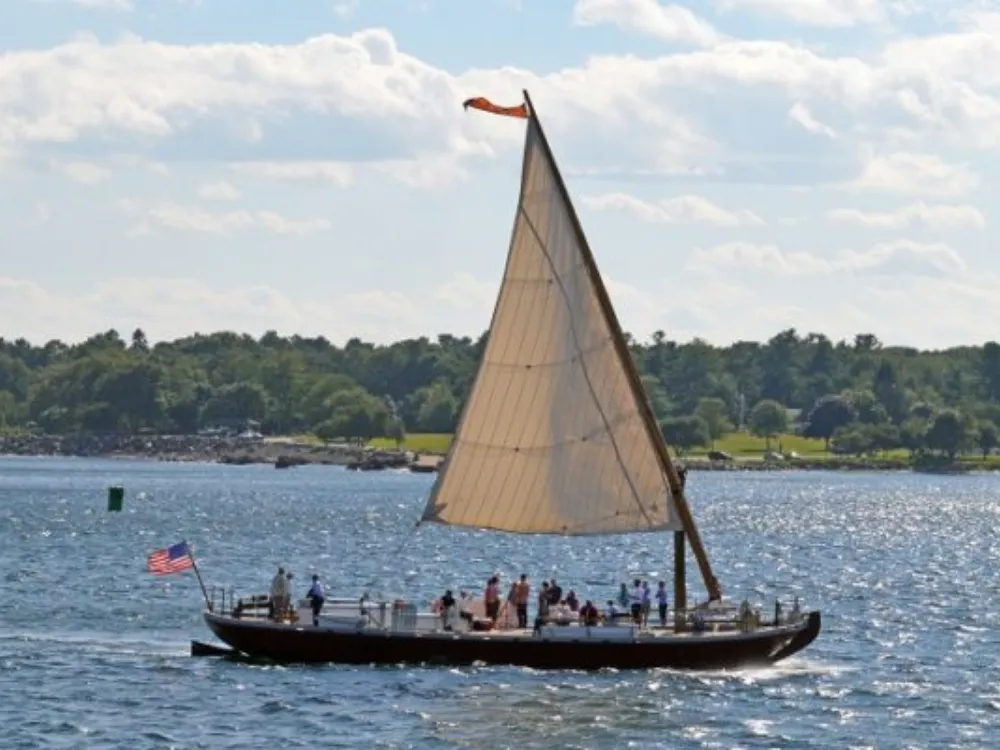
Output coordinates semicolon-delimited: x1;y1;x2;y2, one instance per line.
430;408;635;452
478;337;612;370
517;205;655;529
470;264;541;529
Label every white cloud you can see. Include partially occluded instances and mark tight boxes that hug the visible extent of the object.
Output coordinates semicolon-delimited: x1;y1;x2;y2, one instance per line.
0;29;466;160
3;20;1000;184
715;0;885;27
572;0;725;47
850;153;980;197
372;154;468;189
688;242;831;274
229;161;355;186
49;159;110;184
432;272;496;312
197;181;241;201
583;193;765;225
130;203;331;236
825;201;987;230
228;156;468;189
788;102;837;138
858;273;1000;347
8;19;1000;348
0;273;498;345
688;239;966;276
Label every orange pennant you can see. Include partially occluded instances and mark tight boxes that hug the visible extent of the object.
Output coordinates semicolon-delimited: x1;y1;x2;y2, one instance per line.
462;97;529;119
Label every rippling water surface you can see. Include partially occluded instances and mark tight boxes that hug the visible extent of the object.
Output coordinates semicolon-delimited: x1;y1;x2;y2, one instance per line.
2;457;1000;749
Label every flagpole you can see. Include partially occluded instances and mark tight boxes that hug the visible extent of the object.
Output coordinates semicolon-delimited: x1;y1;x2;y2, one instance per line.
184;540;213;612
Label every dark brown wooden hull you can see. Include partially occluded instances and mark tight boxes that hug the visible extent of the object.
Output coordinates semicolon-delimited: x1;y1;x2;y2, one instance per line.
203;611;820;670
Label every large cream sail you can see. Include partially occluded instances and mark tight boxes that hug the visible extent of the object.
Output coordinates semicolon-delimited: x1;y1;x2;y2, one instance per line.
420;104;682;536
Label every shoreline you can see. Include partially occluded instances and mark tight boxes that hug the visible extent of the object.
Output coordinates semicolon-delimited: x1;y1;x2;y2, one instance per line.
0;434;381;468
0;434;996;473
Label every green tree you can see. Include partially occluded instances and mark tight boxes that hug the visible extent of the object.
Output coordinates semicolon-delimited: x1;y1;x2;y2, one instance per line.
321;387;391;444
842;389;889;425
694;397;731;447
410;381;459;433
977;422;998;460
130;328;149;353
925;410;969;460
803;394;855;449
387;417;406;448
748;399;788;450
642;374;673;421
201;382;269;426
659;415;709;455
899;418;929;457
830;425;873;457
314;419;341;444
981;342;1000;402
872;360;907;423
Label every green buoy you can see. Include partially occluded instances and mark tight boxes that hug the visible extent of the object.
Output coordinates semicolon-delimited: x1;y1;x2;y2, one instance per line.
108;485;124;512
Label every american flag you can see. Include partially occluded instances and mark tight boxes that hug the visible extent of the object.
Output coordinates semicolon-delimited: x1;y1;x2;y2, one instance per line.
147;541;194;576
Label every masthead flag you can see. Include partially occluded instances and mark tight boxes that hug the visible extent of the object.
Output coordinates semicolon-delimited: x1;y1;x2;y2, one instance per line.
462;97;529;119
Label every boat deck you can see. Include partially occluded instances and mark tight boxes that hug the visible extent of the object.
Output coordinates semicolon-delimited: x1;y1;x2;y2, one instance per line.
212;593;808;644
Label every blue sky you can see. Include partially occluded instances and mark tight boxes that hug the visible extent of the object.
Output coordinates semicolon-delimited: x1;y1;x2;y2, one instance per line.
1;0;999;347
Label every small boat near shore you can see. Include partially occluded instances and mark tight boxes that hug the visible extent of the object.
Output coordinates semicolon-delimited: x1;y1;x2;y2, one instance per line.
199;90;821;670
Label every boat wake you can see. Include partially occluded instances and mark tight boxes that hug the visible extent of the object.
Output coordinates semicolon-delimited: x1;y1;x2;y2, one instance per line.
700;656;854;683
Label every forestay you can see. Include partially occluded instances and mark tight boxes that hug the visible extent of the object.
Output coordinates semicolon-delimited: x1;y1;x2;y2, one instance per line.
420;111;682;536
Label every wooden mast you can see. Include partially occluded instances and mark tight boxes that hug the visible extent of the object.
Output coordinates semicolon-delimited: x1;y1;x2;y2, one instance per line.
520;89;722;603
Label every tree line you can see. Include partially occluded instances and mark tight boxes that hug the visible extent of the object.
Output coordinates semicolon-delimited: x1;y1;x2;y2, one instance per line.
0;327;998;458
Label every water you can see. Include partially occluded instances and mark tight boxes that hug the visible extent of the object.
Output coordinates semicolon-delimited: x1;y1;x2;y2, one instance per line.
2;458;999;749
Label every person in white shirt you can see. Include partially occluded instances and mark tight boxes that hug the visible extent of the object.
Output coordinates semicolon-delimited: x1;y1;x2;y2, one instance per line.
630;578;643;624
270;566;289;620
552;600;574;622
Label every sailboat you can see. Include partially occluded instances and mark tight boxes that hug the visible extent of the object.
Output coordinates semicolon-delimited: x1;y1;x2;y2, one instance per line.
201;91;821;670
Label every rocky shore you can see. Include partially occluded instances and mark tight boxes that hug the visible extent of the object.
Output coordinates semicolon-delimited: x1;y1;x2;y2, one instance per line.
0;433;410;468
0;433;993;474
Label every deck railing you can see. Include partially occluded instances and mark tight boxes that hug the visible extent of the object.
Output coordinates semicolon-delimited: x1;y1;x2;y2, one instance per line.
207;587;806;634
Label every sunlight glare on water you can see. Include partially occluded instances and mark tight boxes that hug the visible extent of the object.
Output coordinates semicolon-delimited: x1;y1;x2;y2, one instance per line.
1;458;999;748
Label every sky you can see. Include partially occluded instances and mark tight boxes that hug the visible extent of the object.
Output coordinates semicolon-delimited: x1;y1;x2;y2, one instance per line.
1;0;999;348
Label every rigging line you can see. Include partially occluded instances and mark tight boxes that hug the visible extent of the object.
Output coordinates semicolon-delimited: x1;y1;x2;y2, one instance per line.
518;205;655;529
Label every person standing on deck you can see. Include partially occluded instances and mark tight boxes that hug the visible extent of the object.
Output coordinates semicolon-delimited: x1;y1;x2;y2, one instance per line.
630;579;643;625
655;581;669;627
548;578;563;605
270;566;288;620
534;581;551;632
640;581;651;626
306;574;325;626
484;576;501;623
617;582;629;609
440;589;456;631
513;574;530;629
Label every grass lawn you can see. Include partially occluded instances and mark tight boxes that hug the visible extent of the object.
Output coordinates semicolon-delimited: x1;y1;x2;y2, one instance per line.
688;432;827;457
368;431;831;458
368;433;453;453
356;431;1000;465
